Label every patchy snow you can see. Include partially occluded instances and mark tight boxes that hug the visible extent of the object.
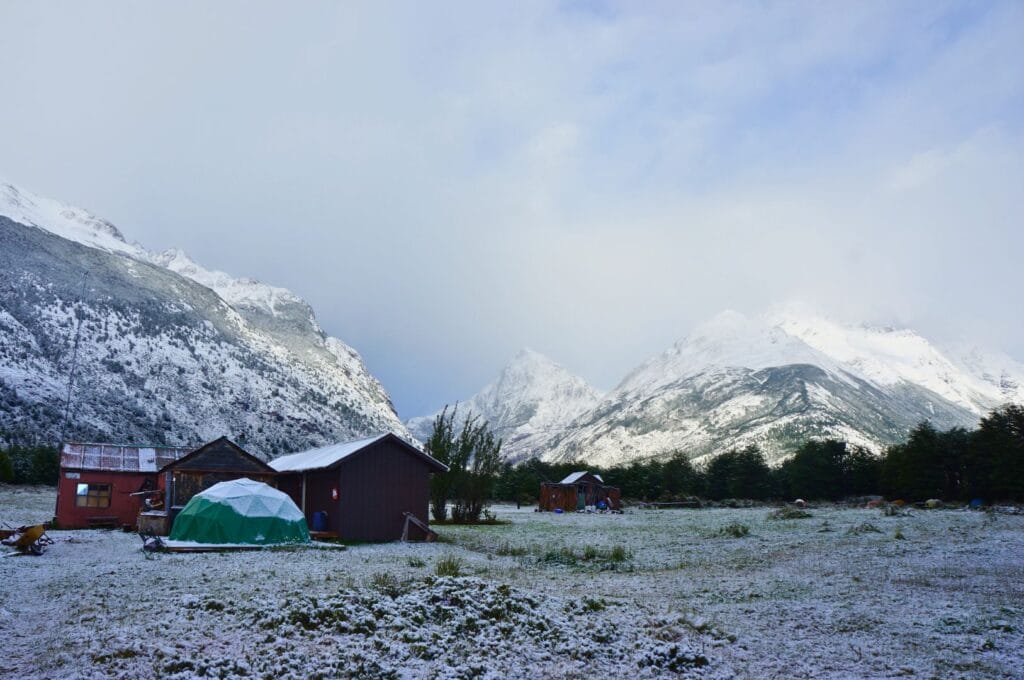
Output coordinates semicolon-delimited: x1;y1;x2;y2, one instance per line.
2;486;1021;678
150;248;305;320
269;434;389;472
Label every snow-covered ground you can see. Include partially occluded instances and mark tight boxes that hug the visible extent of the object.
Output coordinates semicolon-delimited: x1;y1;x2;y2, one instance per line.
2;485;1022;678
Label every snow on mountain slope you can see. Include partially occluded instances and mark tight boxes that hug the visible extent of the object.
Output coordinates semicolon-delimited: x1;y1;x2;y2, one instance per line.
943;343;1024;407
0;182;147;258
406;349;602;462
542;311;1021;466
617;311;857;396
772;312;1009;415
0;181;407;456
404;310;1022;467
151;248;308;324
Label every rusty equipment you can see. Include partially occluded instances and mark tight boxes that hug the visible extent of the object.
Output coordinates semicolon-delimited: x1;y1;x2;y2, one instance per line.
1;523;54;556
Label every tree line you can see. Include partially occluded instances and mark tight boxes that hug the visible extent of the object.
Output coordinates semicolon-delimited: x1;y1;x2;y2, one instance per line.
5;403;1021;505
491;404;1024;504
0;443;60;485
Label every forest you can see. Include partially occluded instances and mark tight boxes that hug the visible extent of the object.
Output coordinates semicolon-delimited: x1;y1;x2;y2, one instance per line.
492;404;1024;504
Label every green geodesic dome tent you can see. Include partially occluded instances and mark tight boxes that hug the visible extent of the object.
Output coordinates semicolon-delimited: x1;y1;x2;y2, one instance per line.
169;478;309;544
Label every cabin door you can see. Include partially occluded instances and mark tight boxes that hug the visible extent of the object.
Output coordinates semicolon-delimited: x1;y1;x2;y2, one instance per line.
576;486;586;510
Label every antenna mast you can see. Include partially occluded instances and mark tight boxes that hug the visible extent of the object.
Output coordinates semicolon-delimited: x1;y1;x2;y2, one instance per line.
59;273;88;446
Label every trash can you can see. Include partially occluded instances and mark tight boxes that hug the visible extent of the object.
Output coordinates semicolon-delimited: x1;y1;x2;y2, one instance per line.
312;511;328;532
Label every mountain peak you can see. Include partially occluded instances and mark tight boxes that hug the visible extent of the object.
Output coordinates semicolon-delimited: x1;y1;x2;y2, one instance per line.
506;347;558;368
1;181;131;253
407;350;602;461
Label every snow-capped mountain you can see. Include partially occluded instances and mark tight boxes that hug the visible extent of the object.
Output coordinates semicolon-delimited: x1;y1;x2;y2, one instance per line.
0;181;408;457
406;349;602;462
538;311;1024;466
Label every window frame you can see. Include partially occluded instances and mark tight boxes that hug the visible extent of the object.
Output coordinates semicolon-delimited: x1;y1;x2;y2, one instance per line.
75;482;112;508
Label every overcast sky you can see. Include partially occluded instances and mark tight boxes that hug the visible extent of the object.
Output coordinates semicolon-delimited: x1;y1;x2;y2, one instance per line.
2;1;1022;418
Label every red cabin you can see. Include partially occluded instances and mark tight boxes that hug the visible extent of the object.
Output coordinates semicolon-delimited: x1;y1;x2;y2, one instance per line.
539;471;621;512
55;442;192;529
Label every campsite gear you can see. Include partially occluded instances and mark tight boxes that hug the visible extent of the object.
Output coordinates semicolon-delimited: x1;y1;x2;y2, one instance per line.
169;478;309;545
925;499;943;509
1;523;53;556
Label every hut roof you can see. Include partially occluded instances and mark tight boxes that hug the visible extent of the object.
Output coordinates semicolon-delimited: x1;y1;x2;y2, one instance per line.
560;471;604;485
158;436;273;474
61;442;193;473
270;433;448;473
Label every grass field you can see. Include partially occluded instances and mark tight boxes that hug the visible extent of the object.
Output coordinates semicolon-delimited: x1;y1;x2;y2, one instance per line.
1;484;1022;678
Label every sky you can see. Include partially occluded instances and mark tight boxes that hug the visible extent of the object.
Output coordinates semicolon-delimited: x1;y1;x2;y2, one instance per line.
2;1;1023;418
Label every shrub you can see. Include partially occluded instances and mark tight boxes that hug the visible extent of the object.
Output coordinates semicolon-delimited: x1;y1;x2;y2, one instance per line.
768;507;812;520
370;572;404;598
609;545;629;562
435;554;464;577
718;523;750;538
495;541;528;557
407;556;426;568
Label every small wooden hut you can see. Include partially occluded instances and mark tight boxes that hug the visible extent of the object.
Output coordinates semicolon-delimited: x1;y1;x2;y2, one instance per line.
56;442;192;529
159;437;277;517
270;433;448;541
539;471;621;512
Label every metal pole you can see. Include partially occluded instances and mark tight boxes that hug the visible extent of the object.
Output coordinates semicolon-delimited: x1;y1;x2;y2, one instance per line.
59;273;89;446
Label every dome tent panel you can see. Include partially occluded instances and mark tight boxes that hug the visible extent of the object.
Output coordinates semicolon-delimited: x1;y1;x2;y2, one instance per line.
169;478;309;545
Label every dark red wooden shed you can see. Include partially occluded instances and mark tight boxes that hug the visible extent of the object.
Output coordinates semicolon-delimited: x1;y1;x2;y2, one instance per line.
55;442;192;529
270;433;448;541
539;471;621;512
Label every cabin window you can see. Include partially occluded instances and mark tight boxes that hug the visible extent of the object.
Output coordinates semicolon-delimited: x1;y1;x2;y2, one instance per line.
75;483;111;508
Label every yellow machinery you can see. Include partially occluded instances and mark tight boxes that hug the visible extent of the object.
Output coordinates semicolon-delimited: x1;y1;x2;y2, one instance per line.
1;524;52;556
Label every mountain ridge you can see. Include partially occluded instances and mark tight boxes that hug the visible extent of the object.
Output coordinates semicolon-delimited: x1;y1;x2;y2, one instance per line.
0;182;408;458
410;310;1024;466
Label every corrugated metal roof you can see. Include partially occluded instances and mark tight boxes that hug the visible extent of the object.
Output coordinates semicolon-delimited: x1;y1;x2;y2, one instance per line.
61;442;193;473
269;434;389;472
559;471;603;484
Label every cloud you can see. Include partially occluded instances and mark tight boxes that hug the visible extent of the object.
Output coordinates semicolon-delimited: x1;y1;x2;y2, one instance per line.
0;1;1022;415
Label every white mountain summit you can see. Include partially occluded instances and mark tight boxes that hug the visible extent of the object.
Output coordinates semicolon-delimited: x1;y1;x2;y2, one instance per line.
406;348;603;462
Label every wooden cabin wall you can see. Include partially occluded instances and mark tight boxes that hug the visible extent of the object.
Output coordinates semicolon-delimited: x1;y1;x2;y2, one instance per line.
336;438;433;541
170;471;276;508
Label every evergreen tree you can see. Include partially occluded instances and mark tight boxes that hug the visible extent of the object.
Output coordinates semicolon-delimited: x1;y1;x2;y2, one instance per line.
704;445;772;500
425;406;458;521
969;404;1024;501
0;449;13;483
425;405;504;522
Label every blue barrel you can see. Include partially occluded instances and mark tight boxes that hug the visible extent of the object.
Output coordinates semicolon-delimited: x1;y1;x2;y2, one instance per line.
312;511;328;532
